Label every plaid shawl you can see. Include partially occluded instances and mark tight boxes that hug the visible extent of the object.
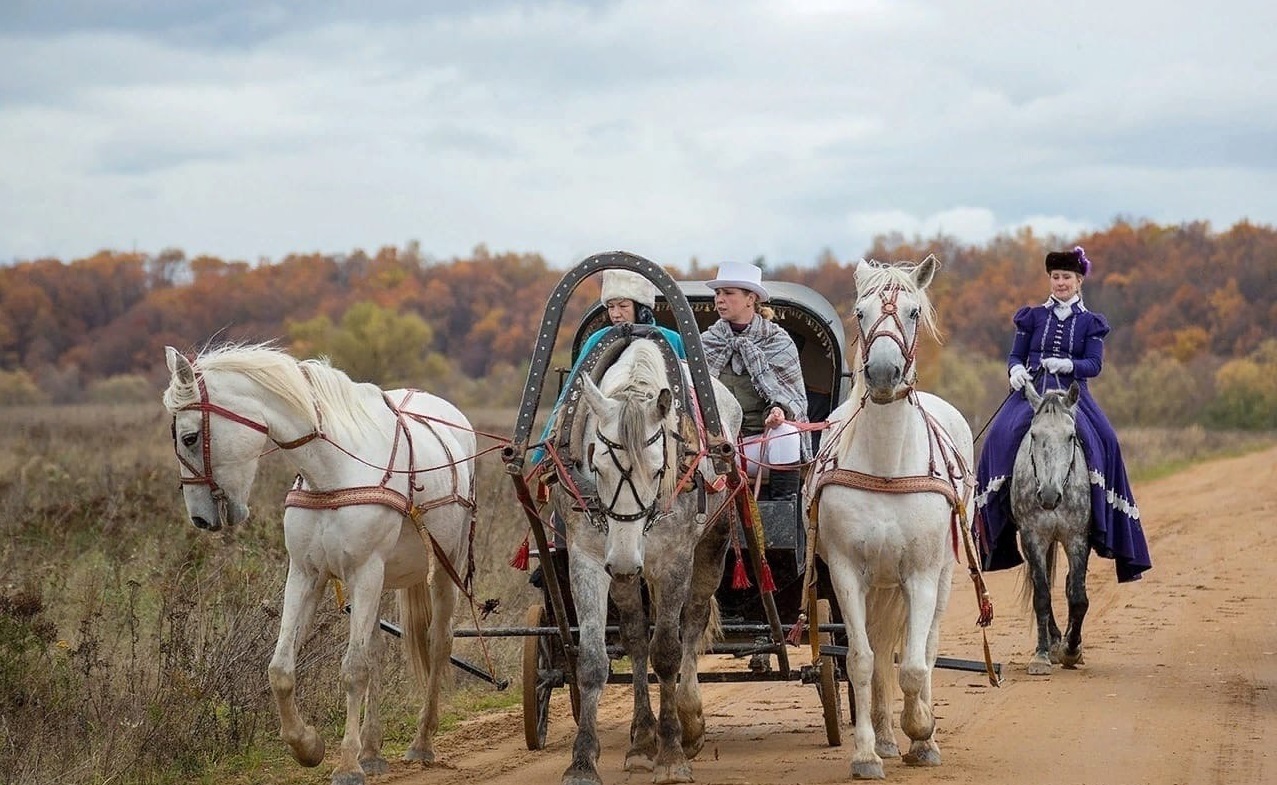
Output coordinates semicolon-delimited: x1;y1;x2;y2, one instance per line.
702;315;810;458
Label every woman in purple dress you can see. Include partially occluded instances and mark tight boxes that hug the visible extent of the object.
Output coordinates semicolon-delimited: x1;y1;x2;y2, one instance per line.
973;246;1151;582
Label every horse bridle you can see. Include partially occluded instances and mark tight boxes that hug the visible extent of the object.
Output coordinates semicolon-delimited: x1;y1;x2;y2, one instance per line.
587;425;669;534
858;283;920;388
172;373;318;504
1028;416;1082;489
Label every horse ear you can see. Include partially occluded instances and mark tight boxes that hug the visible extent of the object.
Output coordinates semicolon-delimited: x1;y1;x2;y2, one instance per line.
1066;381;1081;407
166;346;195;384
914;254;939;289
656;388;672;419
579;373;608;417
1024;382;1042;408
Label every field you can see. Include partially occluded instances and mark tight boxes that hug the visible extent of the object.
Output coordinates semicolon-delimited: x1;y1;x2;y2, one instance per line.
1;403;1273;784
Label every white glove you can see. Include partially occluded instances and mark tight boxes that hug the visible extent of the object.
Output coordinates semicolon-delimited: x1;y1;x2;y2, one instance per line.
1008;364;1032;391
1042;357;1074;375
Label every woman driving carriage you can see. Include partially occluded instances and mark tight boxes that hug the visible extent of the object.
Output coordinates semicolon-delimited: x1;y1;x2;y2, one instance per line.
973;246;1152;582
701;261;808;501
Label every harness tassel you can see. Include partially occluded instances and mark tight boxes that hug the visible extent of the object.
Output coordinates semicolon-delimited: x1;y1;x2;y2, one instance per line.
731;550;752;590
729;521;751;589
510;531;530;571
758;557;776;594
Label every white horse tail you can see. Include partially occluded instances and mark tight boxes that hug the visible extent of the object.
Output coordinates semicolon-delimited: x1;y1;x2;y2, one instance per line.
865;586;908;679
399;580;435;689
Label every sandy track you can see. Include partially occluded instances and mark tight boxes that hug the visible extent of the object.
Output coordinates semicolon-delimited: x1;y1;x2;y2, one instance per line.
375;446;1277;785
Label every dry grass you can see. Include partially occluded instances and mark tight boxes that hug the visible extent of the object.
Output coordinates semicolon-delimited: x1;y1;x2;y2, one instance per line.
0;403;535;785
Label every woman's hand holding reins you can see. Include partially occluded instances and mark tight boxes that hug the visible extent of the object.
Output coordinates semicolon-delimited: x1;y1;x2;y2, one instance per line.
1009;365;1033;391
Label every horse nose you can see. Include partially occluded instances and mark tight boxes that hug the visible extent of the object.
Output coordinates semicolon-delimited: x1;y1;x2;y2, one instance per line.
1038;489;1061;510
604;562;643;580
191;516;220;531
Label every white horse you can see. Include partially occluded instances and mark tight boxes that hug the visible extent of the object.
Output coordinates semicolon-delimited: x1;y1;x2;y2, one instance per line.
162;344;476;785
807;258;974;780
553;339;741;785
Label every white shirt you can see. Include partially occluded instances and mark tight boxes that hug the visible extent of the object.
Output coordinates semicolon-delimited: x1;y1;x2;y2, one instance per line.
1050;294;1080;321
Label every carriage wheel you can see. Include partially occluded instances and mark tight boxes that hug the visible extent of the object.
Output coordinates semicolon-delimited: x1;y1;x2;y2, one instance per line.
522;604;555;750
815;599;843;746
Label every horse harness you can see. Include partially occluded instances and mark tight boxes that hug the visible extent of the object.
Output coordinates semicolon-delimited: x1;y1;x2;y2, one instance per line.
172;368;476;590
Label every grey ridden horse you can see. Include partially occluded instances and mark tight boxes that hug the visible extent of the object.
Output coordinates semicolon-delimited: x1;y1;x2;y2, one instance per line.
808;258;974;780
162;345;476;785
553;339;741;785
1012;381;1091;675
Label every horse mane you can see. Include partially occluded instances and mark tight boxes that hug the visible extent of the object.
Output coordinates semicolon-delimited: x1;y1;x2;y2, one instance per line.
163;342;380;437
598;341;681;501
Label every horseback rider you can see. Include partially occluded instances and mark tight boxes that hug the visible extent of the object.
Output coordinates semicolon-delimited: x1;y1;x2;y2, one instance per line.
700;261;808;501
973;246;1152;582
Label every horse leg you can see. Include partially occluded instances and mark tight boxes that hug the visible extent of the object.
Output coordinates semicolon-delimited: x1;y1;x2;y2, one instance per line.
331;567;389;785
403;576;456;765
1020;532;1056;676
833;575;883;780
358;617;389;775
610;575;656;771
1059;538;1091;668
899;575;942;767
268;560;328;769
865;609;898;759
675;522;728;759
563;555;610;785
650;575;695;785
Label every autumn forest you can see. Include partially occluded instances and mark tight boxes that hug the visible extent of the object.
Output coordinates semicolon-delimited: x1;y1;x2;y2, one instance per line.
2;218;1275;427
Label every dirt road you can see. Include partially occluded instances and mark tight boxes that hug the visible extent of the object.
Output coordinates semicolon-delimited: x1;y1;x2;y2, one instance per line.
387;446;1277;785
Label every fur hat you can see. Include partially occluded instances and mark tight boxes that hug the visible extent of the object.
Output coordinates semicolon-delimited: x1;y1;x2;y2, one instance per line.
600;269;656;309
706;261;770;302
1044;246;1092;276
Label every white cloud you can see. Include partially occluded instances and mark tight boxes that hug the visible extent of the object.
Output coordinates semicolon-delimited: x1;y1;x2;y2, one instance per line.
2;0;1276;266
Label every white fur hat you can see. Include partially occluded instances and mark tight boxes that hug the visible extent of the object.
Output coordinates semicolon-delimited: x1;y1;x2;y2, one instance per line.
706;261;770;302
600;269;656;309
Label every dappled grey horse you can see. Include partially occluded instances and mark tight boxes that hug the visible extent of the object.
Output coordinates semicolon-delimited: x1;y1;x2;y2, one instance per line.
1012;381;1092;675
552;339;741;785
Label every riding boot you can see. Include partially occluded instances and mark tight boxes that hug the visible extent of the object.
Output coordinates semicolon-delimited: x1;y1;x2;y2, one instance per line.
766;466;802;501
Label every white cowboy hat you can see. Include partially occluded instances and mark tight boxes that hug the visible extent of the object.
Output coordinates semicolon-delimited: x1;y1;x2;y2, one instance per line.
706;261;770;302
600;269;657;309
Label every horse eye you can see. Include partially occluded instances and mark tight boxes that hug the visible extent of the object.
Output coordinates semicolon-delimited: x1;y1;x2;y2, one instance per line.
909;307;921;320
855;308;865;321
181;432;199;448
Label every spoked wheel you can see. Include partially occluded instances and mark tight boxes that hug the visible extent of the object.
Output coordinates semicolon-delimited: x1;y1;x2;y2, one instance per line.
815;599;843;746
522;604;555;750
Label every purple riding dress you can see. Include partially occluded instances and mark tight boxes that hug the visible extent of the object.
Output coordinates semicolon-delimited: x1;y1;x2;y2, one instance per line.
973;299;1152;583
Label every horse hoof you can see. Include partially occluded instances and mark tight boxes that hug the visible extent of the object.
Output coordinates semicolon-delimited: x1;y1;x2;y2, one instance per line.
875;739;900;759
681;732;706;760
625;753;655;772
359;756;389;775
902;741;942;767
654;762;694;784
562;764;603;785
1060;649;1084;668
403;748;435;765
290;726;326;768
851;759;885;779
331;772;366;785
1027;657;1053;676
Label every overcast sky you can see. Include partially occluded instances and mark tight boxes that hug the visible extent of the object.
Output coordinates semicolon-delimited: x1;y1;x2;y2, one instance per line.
2;1;1274;268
